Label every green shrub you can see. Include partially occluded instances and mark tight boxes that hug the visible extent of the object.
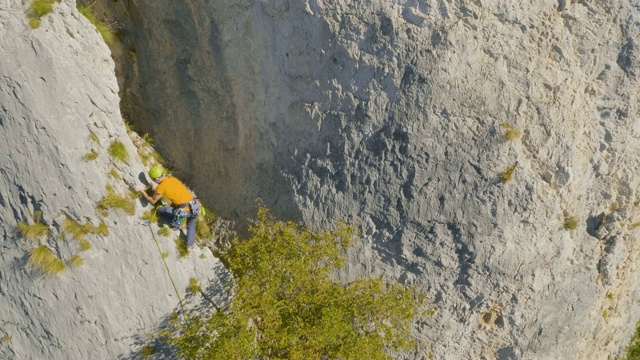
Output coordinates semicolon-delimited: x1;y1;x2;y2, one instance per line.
139;345;156;358
187;277;201;294
625;319;640;359
28;245;65;275
17;222;49;240
167;205;429;360
501;163;517;183
108;141;128;163
98;186;135;215
564;216;578;230
77;5;114;44
2;334;11;343
27;0;57;29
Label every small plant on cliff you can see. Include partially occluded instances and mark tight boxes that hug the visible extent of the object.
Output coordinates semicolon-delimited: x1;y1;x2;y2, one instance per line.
108;140;129;163
196;205;218;240
624;319;640;360
1;334;11;343
27;0;57;29
158;226;171;237
139;344;156;358
175;237;189;258
77;4;114;44
166;204;430;359
187;277;201;294
500;123;520;141
68;255;84;267
17;222;49;240
28;245;65;275
501;163;517;183
563;216;578;230
98;186;135;216
84;150;98;161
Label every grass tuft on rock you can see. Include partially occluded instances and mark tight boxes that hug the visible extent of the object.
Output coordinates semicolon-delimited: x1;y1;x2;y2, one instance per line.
563;216;578;230
98;186;135;215
84;150;98;161
79;239;92;251
500;123;520;141
77;5;114;44
108;140;128;163
29;245;65;275
62;218;93;240
158;226;171;237
175;238;188;258
139;345;156;358
27;0;57;29
188;277;201;294
17;222;49;240
68;255;84;267
501;163;517;183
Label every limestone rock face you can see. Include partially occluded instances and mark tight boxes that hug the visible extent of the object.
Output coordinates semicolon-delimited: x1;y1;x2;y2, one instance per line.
5;0;640;358
91;0;640;358
0;1;228;358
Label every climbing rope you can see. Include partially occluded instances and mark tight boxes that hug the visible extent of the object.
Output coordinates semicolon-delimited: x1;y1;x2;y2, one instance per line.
139;220;186;320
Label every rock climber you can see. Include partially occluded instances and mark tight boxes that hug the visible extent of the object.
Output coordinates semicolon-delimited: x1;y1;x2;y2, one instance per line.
135;165;200;248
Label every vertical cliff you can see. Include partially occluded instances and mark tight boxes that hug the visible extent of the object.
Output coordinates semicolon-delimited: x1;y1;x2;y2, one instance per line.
0;1;228;358
89;0;640;358
6;0;640;358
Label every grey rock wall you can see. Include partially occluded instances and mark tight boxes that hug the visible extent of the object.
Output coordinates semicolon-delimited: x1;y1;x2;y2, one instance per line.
9;0;640;358
97;0;640;358
0;1;228;358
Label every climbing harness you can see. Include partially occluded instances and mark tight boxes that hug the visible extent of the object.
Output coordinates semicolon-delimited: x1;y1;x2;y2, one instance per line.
139;220;186;322
171;198;201;228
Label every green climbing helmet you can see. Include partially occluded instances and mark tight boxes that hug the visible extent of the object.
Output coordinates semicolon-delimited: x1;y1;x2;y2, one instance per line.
148;165;164;179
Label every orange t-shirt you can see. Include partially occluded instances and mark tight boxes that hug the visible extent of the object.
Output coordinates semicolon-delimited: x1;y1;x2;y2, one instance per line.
155;176;193;206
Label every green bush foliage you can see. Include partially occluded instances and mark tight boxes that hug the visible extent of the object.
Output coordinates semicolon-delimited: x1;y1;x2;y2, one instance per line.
29;245;65;275
139;344;156;358
167;205;428;360
625;319;640;359
108;140;128;163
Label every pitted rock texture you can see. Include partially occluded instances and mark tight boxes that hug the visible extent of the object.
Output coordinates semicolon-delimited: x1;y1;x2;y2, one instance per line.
22;0;640;358
0;1;229;358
